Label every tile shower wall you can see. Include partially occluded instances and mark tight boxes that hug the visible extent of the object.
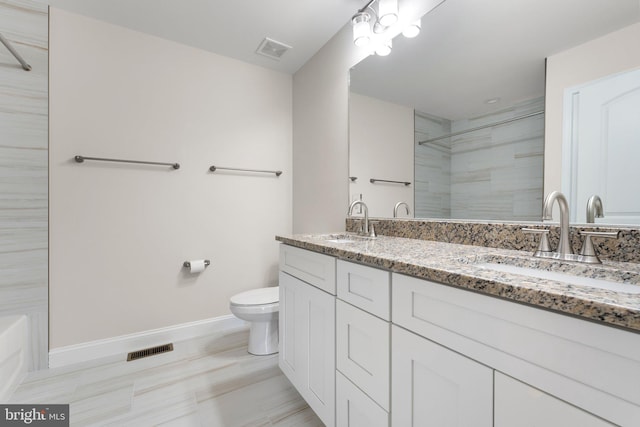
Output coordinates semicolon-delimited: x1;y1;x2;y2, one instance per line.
415;112;451;218
0;0;48;370
415;98;544;220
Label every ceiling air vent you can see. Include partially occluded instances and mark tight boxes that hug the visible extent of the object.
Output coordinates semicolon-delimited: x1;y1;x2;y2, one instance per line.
127;343;173;361
256;37;291;61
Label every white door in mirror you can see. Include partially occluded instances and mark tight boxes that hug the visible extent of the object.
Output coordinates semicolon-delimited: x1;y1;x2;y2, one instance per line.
563;68;640;224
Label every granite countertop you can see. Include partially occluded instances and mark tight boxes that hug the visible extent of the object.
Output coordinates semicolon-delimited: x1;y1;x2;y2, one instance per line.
276;233;640;333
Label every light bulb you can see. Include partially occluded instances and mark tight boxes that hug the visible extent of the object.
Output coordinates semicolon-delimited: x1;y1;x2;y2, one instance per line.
378;0;398;27
402;18;421;38
375;39;392;56
352;12;371;47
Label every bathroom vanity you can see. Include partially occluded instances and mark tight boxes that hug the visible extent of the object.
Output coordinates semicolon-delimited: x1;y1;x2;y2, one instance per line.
277;233;640;427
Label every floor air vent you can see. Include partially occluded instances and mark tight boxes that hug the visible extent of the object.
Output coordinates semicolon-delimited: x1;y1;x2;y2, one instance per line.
127;343;174;361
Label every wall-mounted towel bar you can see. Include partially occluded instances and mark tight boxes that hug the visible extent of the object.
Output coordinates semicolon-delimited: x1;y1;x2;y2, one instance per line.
75;155;180;169
209;166;282;177
370;178;411;186
0;33;31;71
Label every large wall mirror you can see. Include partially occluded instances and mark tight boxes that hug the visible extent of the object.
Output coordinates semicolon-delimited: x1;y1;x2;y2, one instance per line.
349;0;640;224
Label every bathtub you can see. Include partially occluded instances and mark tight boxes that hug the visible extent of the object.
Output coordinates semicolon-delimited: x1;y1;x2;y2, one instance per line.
0;315;28;401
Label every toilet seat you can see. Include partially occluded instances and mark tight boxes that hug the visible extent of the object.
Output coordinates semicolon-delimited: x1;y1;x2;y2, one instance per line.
230;287;279;306
230;302;279;316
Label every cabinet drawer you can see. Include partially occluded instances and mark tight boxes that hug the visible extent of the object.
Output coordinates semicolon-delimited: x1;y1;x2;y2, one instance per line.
279;244;336;295
336;299;390;411
336;371;389;427
337;260;390;320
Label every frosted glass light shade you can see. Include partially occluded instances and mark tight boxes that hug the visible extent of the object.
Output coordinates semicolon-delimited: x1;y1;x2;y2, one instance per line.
352;13;371;47
402;18;421;38
378;0;398;27
375;39;392;56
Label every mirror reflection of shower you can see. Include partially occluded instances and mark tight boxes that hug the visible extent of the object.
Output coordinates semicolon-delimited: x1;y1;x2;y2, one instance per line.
415;97;544;220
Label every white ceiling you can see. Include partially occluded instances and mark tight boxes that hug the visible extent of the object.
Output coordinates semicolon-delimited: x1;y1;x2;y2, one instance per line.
36;0;640;116
40;0;365;74
350;0;640;120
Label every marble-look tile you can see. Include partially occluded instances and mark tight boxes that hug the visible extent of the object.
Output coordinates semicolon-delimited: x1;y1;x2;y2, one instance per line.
10;329;322;427
0;0;49;371
415;98;543;221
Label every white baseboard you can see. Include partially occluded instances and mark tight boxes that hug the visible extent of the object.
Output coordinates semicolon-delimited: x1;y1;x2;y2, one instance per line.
49;315;247;369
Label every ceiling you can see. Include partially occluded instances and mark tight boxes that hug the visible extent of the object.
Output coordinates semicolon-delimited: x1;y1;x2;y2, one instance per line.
350;0;640;120
40;0;365;74
35;0;640;110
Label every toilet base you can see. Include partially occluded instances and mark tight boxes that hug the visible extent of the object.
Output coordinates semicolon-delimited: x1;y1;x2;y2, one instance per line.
248;318;279;356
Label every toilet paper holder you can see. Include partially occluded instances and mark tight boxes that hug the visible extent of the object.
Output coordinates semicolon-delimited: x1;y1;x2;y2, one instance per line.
183;260;210;268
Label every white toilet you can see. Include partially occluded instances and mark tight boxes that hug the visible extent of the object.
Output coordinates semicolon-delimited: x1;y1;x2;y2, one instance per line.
229;286;279;355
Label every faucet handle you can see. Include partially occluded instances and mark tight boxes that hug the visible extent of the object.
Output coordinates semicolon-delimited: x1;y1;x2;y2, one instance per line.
522;228;553;256
578;230;620;264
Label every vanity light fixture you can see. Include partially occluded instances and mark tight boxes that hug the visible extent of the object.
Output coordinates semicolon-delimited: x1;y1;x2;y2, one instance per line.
377;0;399;27
352;0;396;47
352;12;372;47
402;18;421;38
352;0;421;55
375;38;392;56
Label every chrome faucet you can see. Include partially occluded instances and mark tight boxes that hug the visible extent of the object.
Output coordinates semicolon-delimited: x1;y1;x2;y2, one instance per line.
586;195;604;223
393;201;410;218
542;190;573;256
348;200;369;236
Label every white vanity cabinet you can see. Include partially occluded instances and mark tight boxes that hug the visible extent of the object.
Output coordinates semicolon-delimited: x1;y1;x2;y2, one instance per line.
336;260;391;426
278;242;640;427
278;245;336;427
392;272;640;427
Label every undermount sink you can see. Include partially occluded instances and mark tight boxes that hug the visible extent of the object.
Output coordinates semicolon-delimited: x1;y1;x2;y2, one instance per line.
465;254;640;294
321;233;373;243
477;262;640;294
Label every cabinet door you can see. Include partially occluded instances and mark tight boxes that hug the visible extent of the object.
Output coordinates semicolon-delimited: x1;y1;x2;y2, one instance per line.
391;325;493;427
336;371;389;427
495;372;615;427
279;271;303;384
279;271;336;427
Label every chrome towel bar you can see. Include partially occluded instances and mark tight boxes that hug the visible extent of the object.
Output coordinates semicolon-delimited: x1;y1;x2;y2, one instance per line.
0;32;31;71
75;155;180;169
370;178;411;186
209;165;282;176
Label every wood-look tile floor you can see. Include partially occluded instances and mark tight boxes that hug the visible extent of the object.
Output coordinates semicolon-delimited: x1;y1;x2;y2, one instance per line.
9;327;324;427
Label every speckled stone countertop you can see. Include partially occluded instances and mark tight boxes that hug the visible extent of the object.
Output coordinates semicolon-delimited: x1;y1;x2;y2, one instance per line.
276;233;640;333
